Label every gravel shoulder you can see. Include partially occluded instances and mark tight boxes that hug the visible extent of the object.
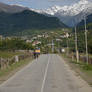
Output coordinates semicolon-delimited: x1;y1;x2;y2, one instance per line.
61;54;92;86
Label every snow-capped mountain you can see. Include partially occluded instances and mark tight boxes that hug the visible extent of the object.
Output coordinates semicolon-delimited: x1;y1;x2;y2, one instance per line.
34;0;92;27
35;0;92;16
0;0;92;27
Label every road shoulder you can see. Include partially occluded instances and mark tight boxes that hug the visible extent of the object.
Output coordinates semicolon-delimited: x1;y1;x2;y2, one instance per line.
0;57;33;85
59;55;92;92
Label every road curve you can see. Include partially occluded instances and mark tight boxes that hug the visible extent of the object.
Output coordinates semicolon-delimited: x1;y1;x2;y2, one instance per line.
0;54;92;92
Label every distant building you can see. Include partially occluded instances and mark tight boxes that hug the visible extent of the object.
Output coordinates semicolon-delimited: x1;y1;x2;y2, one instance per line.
26;40;32;43
56;39;61;41
32;37;37;40
60;34;70;38
37;35;43;38
44;34;49;38
32;41;41;46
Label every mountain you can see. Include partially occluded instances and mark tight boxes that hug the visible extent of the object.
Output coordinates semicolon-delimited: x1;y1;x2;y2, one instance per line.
0;10;67;36
39;0;92;16
1;0;92;27
34;0;92;27
0;2;28;13
77;13;92;30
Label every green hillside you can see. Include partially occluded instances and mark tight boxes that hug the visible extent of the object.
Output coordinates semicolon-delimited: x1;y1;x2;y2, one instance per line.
0;10;67;36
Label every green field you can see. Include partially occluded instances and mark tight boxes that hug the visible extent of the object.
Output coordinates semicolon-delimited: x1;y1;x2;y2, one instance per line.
0;51;24;58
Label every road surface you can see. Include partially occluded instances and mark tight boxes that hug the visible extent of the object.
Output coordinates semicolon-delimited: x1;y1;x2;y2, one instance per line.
0;54;92;92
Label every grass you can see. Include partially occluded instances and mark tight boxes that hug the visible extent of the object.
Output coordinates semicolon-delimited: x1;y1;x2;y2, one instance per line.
0;57;33;84
62;53;92;70
0;51;24;58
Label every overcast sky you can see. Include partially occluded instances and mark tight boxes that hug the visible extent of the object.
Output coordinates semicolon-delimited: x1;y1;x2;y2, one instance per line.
0;0;91;9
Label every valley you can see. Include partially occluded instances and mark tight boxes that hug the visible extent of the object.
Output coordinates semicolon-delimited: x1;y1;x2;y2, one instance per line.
0;0;92;92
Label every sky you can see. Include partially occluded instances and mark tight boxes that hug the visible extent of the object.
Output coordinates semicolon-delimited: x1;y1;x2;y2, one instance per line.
0;0;91;9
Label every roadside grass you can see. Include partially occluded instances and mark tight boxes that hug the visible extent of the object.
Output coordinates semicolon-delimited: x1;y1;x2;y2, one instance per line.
62;53;92;70
61;53;92;86
0;51;24;58
0;57;33;84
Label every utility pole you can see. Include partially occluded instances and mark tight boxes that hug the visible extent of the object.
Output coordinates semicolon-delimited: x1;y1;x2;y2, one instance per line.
52;40;54;53
75;26;79;63
66;33;69;56
56;39;60;53
84;15;89;64
58;40;60;53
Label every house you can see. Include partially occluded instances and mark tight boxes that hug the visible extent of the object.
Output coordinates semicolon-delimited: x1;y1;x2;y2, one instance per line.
26;40;33;43
32;41;41;46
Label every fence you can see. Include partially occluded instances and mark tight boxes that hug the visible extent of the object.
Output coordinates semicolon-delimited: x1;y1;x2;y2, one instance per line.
79;55;92;64
0;52;33;70
69;53;92;64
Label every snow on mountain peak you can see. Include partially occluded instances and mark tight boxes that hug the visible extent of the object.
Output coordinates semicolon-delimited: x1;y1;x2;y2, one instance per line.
30;0;92;27
34;0;92;16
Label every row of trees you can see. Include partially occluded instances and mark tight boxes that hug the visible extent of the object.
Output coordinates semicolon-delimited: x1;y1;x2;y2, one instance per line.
0;38;34;51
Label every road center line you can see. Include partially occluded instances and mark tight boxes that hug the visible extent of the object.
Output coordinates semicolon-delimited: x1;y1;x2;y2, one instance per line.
41;54;50;92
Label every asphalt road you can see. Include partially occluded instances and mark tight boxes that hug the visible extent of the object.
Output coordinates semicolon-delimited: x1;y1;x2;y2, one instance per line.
0;54;92;92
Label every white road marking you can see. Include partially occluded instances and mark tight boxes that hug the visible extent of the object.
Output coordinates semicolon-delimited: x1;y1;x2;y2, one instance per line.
41;55;50;92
